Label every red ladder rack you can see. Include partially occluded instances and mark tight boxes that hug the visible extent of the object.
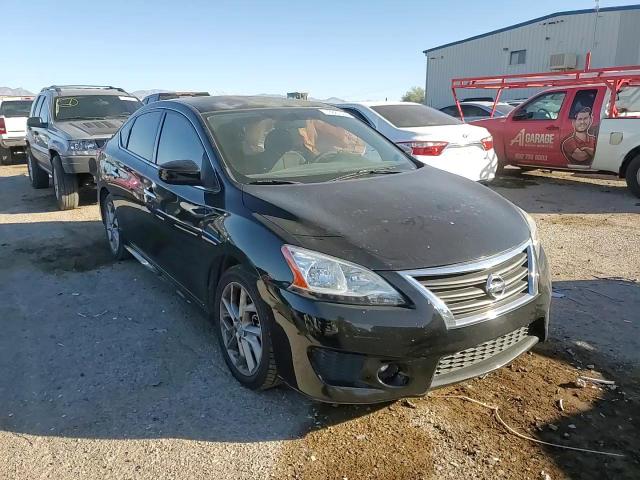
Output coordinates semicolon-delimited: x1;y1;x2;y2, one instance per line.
450;53;640;121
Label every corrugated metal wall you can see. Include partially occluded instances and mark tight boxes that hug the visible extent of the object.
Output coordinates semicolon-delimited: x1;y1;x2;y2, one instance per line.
615;10;640;66
425;10;633;108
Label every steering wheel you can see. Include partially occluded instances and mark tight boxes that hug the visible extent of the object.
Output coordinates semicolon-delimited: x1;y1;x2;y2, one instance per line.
308;151;339;164
537;108;553;119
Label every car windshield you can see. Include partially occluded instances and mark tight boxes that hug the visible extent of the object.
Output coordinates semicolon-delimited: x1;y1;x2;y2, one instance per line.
371;104;461;127
205;107;417;184
0;100;33;117
54;95;141;121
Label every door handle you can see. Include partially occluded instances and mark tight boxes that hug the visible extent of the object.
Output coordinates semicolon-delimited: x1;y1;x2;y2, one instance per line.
546;125;559;131
143;187;157;200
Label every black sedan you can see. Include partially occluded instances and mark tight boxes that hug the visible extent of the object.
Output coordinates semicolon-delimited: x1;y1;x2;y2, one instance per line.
96;96;551;404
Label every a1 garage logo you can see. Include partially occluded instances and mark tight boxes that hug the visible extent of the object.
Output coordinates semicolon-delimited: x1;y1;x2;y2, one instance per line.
510;128;555;147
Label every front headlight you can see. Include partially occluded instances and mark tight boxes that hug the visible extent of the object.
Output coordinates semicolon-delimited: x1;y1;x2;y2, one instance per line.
518;207;540;255
281;245;406;306
68;139;99;156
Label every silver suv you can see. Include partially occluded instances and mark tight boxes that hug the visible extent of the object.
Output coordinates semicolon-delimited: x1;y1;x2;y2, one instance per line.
26;85;141;210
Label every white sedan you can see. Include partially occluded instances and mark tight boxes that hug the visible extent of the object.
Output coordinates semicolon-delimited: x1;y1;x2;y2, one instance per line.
335;101;497;182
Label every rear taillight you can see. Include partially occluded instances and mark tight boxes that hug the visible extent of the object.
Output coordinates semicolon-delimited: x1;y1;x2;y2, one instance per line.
0;118;6;135
481;136;493;151
398;141;448;156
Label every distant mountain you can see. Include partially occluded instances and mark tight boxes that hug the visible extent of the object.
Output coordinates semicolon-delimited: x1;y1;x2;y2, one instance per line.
318;96;346;104
0;87;34;96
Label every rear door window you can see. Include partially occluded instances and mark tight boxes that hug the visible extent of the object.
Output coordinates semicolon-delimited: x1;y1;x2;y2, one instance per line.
156;112;205;168
462;105;489;118
39;98;50;123
0;100;33;117
569;89;598;118
31;96;44;117
440;106;460;117
126;111;163;161
371;104;461;127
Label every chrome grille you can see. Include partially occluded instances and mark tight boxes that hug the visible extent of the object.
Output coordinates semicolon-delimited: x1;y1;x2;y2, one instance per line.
401;241;536;328
435;326;529;376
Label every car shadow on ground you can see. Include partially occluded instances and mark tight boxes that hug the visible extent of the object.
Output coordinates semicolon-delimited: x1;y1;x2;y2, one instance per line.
0;220;313;444
490;169;640;214
0;167;96;214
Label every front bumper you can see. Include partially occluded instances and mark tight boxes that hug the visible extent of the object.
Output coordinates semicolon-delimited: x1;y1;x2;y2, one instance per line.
414;147;497;182
60;155;97;175
262;246;551;404
0;136;26;149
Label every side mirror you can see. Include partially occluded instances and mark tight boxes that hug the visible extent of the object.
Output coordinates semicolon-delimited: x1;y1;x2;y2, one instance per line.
512;110;528;121
27;117;45;128
158;159;202;185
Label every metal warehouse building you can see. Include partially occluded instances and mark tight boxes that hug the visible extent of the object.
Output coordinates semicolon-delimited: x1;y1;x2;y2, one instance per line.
423;5;640;108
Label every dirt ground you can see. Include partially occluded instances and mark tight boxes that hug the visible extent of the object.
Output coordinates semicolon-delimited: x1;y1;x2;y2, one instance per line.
1;164;639;480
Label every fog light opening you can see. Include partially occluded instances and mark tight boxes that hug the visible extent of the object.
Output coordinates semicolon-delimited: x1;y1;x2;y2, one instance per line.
377;363;409;387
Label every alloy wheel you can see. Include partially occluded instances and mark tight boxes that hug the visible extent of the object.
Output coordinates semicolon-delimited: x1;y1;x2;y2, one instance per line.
219;282;263;376
104;200;121;254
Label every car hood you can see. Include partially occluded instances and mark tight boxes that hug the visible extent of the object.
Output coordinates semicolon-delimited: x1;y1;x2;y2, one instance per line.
392;123;490;145
242;166;530;271
53;118;125;139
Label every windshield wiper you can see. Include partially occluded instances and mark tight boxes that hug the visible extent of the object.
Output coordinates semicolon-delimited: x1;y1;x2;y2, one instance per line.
330;168;403;182
247;179;302;185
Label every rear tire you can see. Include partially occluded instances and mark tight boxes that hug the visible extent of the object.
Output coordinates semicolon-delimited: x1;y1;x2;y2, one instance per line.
52;155;79;210
213;265;280;391
625;155;640;198
27;149;49;189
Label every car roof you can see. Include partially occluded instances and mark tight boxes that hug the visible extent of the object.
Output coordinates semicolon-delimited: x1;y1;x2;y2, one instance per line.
167;95;331;113
49;89;131;97
336;101;423;108
40;86;133;97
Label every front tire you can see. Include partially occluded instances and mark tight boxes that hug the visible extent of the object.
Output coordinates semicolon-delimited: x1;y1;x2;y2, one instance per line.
625;155;640;198
27;149;49;189
214;266;280;390
52;155;79;210
101;193;129;260
0;146;11;165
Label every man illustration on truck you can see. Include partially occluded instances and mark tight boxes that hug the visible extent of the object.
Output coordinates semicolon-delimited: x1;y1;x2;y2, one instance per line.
561;107;597;166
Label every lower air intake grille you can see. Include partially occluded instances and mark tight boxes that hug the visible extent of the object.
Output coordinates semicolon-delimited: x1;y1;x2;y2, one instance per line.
309;348;367;388
435;326;529;377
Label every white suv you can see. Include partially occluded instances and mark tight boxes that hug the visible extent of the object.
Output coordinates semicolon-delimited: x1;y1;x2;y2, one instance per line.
0;96;34;164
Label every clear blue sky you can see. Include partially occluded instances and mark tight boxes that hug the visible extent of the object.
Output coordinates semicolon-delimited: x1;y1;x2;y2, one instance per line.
3;0;638;100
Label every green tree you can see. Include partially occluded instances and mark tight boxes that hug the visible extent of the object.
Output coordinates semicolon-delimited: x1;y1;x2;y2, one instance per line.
401;86;425;103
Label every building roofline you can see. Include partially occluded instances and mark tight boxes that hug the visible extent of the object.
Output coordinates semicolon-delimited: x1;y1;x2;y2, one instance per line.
423;4;640;54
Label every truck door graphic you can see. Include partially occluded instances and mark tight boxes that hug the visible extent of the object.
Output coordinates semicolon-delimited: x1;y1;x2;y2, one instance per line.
560;89;599;168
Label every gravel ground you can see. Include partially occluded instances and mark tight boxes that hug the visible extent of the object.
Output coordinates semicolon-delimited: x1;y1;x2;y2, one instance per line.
1;164;638;479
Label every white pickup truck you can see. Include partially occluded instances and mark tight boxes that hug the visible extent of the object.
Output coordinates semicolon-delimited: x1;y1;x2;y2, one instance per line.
0;96;34;164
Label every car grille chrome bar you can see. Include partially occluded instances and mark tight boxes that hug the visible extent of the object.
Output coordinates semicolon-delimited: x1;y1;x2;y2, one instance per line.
400;240;537;329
